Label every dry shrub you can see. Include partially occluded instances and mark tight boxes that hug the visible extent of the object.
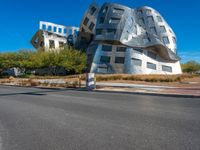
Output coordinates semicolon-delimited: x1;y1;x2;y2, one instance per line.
28;79;39;86
95;74;188;83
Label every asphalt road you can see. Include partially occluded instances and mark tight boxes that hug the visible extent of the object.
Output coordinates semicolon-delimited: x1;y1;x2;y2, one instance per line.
0;85;200;150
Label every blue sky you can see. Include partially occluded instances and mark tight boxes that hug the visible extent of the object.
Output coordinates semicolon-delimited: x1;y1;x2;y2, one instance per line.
0;0;199;63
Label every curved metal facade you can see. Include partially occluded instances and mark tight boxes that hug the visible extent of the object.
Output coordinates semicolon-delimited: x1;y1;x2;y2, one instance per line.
78;2;182;74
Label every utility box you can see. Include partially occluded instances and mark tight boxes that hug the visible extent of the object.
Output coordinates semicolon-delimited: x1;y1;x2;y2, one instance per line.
86;73;96;90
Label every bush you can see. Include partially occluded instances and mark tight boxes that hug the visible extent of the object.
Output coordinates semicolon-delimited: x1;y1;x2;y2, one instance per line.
0;48;87;76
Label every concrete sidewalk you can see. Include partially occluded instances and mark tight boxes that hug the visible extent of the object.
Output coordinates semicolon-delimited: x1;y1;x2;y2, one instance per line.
96;82;200;97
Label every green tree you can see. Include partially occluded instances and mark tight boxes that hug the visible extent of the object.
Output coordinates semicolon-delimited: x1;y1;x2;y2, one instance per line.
181;61;200;73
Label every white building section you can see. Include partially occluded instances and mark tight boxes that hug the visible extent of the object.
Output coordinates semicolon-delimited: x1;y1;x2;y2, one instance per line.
31;21;79;51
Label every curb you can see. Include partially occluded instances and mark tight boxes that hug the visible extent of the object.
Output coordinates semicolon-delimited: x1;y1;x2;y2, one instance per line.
93;89;200;98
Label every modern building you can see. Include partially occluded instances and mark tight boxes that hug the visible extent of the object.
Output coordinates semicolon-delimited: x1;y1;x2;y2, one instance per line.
77;2;182;74
31;21;79;51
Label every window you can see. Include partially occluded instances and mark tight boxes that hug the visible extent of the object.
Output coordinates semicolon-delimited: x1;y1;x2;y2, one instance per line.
148;51;157;59
172;37;176;44
59;42;64;48
109;17;121;24
147;16;154;24
134;49;143;54
157;16;162;22
49;40;55;49
107;29;116;34
63;29;67;34
58;28;62;33
48;26;52;31
162;65;172;72
143;37;151;44
83;17;89;26
116;47;126;52
98;66;108;73
146;9;152;15
163;36;170;45
160;26;166;33
89;22;95;31
115;57;125;64
132;58;142;66
137;10;143;15
96;29;103;35
102;6;108;13
100;56;110;63
113;8;124;14
53;27;57;32
42;24;46;30
147;62;156;70
139;18;145;26
150;27;157;35
102;45;112;52
99;17;105;24
81;27;85;32
90;7;97;15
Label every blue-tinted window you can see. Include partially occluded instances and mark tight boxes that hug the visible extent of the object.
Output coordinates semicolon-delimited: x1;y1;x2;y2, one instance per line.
100;56;110;63
102;45;112;52
147;62;156;70
132;58;142;66
162;65;172;72
115;57;125;64
148;51;157;59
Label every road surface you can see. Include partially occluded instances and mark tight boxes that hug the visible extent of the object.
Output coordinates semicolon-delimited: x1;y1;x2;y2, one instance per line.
0;85;200;150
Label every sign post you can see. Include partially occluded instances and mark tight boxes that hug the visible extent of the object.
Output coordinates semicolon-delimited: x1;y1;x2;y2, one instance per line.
86;73;96;90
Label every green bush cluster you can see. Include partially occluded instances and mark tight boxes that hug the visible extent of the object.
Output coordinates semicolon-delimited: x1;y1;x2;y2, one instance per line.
0;48;87;75
181;61;200;73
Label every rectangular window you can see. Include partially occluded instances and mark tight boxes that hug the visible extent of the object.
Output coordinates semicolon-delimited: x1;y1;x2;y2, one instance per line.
49;40;55;49
132;58;142;66
100;56;111;63
63;29;67;34
83;17;89;26
53;27;57;32
172;37;176;44
150;27;157;35
115;57;125;64
89;22;95;31
143;37;151;44
139;18;145;26
147;62;156;70
59;42;64;48
116;47;126;52
102;45;112;52
99;17;105;24
162;65;172;72
90;7;97;15
107;29;116;34
42;24;46;30
98;66;108;73
113;8;124;14
157;16;162;22
96;29;103;35
48;26;52;31
109;17;121;24
58;28;62;33
102;6;108;13
147;16;154;24
160;26;166;33
137;10;143;15
147;51;157;59
146;9;152;15
163;36;170;45
134;49;143;54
